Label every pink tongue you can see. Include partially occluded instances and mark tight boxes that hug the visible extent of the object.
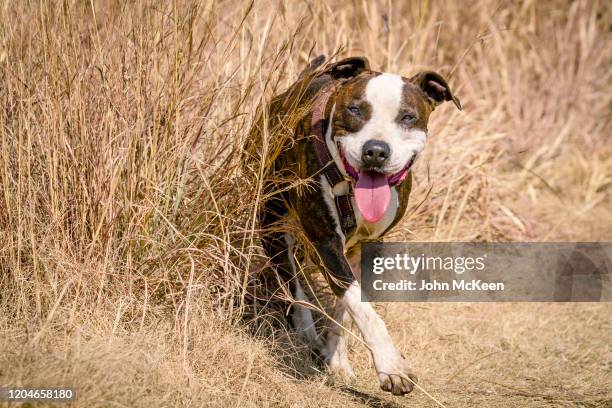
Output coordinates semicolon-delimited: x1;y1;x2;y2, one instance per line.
355;171;391;223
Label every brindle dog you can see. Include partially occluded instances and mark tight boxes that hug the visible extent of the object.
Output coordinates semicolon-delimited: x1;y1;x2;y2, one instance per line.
254;56;460;396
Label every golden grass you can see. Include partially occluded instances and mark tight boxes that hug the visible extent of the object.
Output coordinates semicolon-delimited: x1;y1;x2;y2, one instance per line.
0;0;610;407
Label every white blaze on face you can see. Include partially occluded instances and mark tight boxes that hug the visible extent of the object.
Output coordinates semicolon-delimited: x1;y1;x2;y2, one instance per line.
337;73;427;174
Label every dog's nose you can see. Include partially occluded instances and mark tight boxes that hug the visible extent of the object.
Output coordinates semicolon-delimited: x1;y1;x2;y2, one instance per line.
362;140;390;168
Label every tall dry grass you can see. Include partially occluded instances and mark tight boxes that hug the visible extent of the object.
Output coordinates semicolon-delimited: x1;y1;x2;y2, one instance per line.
0;1;610;407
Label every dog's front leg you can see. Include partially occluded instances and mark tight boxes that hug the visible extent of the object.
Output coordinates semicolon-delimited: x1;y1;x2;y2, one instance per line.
312;239;418;395
322;245;359;378
343;280;418;395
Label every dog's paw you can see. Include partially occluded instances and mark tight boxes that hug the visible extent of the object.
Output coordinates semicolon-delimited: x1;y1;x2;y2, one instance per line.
324;351;356;380
322;339;355;380
375;352;418;395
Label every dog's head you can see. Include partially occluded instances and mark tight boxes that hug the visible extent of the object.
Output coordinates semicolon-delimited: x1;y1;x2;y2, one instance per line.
322;57;461;222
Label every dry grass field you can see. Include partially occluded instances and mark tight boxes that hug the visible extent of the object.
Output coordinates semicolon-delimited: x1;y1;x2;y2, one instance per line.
0;0;611;407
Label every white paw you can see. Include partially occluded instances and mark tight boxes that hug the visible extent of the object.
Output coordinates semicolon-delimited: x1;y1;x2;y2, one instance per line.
324;348;355;380
375;351;418;395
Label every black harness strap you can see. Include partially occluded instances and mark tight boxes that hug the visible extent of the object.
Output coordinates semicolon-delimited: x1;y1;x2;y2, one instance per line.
311;85;356;236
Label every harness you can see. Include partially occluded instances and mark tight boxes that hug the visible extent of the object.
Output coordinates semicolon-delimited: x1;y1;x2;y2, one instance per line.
310;84;357;236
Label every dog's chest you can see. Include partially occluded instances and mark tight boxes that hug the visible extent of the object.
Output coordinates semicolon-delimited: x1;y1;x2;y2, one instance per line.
319;174;400;252
345;187;399;249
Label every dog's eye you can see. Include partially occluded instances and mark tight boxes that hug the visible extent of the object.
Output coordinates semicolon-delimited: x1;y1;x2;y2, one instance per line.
400;112;416;124
347;105;362;116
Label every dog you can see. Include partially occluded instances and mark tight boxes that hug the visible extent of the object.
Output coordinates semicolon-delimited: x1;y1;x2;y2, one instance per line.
252;55;461;396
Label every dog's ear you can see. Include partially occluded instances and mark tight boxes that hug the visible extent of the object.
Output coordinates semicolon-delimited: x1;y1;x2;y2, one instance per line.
328;56;370;80
410;71;462;110
298;54;327;79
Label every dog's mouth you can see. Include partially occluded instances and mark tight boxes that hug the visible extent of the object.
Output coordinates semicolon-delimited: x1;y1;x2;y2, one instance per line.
340;153;416;223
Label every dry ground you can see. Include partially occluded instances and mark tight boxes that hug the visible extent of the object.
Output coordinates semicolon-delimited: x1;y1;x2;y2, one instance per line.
0;0;610;407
